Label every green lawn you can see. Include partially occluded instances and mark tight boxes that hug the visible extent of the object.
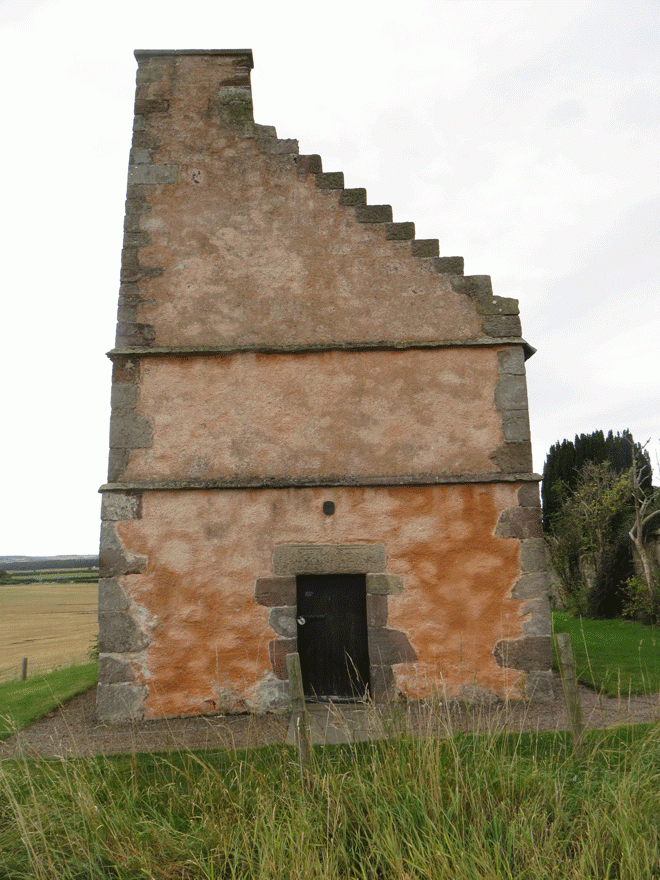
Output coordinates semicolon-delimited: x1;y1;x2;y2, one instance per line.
553;611;660;696
0;662;98;739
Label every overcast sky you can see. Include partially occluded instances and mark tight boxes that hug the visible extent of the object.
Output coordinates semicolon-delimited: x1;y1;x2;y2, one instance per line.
1;0;658;555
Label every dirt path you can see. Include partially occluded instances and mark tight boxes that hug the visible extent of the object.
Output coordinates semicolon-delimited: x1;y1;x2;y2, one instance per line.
2;676;659;760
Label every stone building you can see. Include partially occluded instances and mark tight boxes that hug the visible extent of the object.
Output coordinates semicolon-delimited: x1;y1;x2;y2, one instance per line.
97;49;552;721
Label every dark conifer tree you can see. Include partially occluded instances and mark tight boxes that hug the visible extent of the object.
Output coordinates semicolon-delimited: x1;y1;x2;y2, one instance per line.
541;429;651;532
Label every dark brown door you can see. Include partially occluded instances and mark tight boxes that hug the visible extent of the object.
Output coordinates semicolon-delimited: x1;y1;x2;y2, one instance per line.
296;573;370;701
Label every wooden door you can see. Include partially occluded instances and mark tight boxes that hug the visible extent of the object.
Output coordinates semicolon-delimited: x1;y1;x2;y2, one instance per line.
296;573;370;700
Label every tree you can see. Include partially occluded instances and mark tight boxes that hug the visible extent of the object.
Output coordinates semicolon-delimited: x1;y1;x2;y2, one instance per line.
627;441;660;621
544;431;660;621
542;430;651;531
546;460;632;617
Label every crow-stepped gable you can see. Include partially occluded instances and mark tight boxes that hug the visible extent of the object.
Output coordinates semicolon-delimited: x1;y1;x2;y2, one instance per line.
97;49;551;721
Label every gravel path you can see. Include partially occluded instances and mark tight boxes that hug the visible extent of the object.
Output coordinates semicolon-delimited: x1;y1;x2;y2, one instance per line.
2;677;659;760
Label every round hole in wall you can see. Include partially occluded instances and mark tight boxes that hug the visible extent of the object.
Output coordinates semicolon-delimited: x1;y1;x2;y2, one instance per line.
322;501;335;516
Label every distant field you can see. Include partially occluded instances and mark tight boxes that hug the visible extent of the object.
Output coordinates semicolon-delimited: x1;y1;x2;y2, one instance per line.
0;581;98;682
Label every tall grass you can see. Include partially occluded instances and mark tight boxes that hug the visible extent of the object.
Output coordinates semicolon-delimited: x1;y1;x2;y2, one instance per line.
1;707;659;879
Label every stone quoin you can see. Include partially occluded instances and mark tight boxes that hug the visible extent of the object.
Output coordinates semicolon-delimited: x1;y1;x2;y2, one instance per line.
97;49;552;722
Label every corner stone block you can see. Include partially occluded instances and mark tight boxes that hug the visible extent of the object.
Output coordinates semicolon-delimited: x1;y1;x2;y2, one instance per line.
524;671;555;702
495;374;529;411
269;606;297;638
519;538;548;574
268;638;297;680
449;274;492;300
215;87;254;125
475;296;520;317
494;635;552;672
123;231;151;248
483;315;522;338
497;348;526;375
254;577;297;606
510;571;550;600
127;164;178;186
97;578;129;612
249;679;291;712
96;683;147;722
521;598;552;637
501;411;531;442
367;628;417;666
517;483;541;507
98;654;136;684
112;356;140;384
109;411;153;449
107;448;130;483
115;322;157;347
134;99;169;115
101;492;142;522
98;612;149;654
272;544;386;577
489;441;533;474
258;138;298;156
494;507;543;540
98;529;147;576
365;573;404;595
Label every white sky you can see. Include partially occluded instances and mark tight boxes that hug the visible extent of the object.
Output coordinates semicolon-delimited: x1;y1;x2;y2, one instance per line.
0;0;658;554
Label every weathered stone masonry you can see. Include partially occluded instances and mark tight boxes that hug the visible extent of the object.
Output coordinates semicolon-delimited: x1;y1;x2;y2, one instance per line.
97;49;552;721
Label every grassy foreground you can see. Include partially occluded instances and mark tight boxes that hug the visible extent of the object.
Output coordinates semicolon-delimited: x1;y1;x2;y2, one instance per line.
0;663;98;740
1;722;659;879
552;612;660;696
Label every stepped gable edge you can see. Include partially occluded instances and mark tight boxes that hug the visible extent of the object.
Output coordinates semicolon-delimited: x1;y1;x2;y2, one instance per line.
114;48;529;357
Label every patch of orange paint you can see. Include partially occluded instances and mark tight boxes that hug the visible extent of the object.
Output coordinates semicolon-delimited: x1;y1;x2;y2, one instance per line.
116;483;528;717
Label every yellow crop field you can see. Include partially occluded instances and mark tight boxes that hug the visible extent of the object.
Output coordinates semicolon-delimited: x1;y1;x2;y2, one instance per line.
0;583;98;681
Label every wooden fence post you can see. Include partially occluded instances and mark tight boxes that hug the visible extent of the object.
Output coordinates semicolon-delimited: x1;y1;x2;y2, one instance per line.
286;652;312;777
554;632;585;751
21;657;28;681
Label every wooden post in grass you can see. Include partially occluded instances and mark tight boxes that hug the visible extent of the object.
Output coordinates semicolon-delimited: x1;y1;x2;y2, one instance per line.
21;657;28;681
286;652;312;776
555;632;584;751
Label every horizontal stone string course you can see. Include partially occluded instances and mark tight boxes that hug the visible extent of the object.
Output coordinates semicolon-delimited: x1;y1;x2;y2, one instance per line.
106;338;535;358
98;471;542;493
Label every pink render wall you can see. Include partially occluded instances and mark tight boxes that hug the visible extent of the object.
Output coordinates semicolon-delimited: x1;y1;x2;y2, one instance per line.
123;347;503;482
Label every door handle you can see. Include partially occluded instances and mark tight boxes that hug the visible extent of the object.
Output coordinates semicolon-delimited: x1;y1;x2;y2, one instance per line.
297;615;325;624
